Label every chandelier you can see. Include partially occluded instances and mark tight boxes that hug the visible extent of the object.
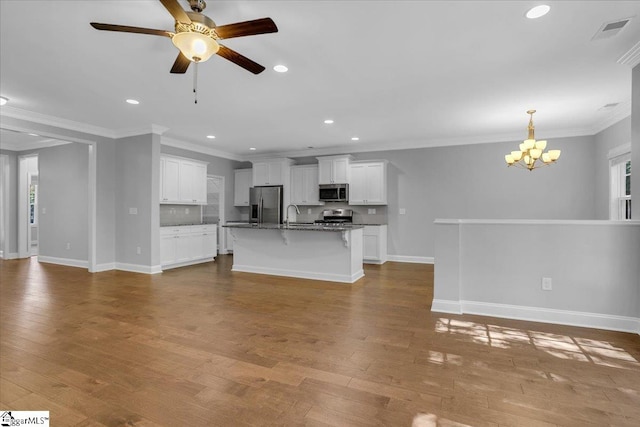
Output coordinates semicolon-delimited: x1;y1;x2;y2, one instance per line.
505;110;561;171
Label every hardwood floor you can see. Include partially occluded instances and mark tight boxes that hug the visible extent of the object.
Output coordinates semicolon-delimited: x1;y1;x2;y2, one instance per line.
1;256;639;426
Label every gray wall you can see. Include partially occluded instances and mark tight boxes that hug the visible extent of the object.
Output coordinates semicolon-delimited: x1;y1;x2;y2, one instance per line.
293;134;599;259
38;143;89;261
96;139;116;266
594;117;631;219
114;134;159;267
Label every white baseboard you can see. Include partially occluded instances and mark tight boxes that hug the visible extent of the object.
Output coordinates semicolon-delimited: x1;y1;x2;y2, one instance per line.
93;262;116;272
1;252;19;260
232;264;364;284
387;255;434;264
115;262;163;274
431;299;640;334
161;257;214;270
37;256;89;269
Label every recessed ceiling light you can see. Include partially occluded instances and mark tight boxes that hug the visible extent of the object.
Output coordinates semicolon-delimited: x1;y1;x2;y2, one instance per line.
206;135;216;139
351;137;360;141
526;5;550;19
126;99;139;105
0;96;8;106
273;64;288;73
28;133;39;137
249;147;257;151
324;119;334;124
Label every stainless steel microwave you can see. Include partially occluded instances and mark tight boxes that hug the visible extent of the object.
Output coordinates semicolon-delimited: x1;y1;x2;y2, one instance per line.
319;184;348;202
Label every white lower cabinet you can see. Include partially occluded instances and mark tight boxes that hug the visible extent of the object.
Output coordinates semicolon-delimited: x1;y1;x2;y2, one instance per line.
363;225;387;264
161;225;217;269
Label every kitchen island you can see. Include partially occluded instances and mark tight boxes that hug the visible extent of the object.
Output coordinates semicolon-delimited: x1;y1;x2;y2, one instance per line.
224;223;364;283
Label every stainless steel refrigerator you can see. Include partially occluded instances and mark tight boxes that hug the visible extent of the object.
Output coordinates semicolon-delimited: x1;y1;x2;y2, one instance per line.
249;185;283;224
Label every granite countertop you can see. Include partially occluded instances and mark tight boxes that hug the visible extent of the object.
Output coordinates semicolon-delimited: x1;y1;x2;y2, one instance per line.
223;223;364;232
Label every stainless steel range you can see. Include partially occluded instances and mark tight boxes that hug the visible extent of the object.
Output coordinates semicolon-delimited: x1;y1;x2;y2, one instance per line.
315;209;353;226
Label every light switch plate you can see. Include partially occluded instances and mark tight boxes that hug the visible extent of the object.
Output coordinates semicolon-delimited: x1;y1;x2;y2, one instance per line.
542;277;552;291
399;208;406;215
129;207;138;215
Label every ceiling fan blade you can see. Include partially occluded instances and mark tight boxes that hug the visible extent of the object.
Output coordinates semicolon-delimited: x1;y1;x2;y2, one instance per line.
170;52;191;74
159;0;192;24
216;45;266;74
214;18;278;39
90;22;171;37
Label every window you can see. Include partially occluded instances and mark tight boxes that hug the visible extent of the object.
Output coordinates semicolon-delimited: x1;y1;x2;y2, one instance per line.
610;152;631;220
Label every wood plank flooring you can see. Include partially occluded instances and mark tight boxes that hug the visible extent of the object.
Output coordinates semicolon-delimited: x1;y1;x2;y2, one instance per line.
1;256;639;426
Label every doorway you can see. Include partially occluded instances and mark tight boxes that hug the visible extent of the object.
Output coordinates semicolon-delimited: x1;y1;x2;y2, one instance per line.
18;154;38;258
205;175;225;253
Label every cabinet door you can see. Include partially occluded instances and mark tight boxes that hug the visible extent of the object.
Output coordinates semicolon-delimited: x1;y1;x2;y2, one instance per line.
175;235;192;262
332;158;350;183
290;167;305;204
160;157;180;203
234;169;252;206
193;163;207;204
363;234;379;260
302;166;320;204
317;158;334;184
202;228;217;258
349;164;367;204
267;162;283;185
161;235;177;265
252;163;269;186
364;163;385;204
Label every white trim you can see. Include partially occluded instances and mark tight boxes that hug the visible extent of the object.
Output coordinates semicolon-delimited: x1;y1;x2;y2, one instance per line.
386;255;434;264
608;143;632;160
431;299;462;314
232;264;364;284
3;252;19;260
0;137;71;152
617;40;640;67
1;106;114;138
434;218;640;226
113;124;169;139
94;262;116;272
162;136;244;161
161;257;214;270
593;103;631;135
115;262;163;274
38;256;88;269
0;155;9;259
87;143;97;272
431;299;640;335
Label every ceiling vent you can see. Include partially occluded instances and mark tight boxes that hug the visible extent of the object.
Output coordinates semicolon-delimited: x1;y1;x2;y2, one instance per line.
592;17;633;40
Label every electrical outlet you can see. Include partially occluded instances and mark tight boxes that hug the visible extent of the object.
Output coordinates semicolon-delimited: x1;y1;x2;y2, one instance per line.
542;277;552;291
65;243;71;250
399;208;406;215
307;208;312;214
129;207;137;215
368;208;376;214
185;208;190;214
136;246;141;255
42;207;46;214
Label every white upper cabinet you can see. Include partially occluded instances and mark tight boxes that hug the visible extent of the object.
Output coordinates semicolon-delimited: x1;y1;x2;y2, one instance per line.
160;155;208;205
252;158;293;186
234;168;252;206
348;161;388;205
317;155;353;184
290;165;323;205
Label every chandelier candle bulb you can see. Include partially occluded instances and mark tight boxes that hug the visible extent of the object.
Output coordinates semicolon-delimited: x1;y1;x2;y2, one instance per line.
505;110;561;171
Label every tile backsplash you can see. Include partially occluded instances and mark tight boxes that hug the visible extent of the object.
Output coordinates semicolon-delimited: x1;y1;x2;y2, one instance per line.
294;203;387;225
160;205;202;226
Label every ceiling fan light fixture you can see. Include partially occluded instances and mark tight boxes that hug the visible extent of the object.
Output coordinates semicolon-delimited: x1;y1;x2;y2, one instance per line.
172;31;219;62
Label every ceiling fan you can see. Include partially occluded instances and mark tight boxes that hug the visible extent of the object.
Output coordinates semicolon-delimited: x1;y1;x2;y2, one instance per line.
90;0;278;75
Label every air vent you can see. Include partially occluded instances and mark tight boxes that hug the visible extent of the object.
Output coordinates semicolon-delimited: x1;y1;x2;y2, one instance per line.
592;17;633;40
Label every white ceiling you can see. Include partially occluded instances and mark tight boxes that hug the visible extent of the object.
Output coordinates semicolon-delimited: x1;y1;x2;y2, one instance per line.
1;1;639;159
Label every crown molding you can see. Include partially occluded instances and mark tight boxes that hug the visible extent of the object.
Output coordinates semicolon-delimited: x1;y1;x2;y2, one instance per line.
0;106;114;138
591;101;632;134
113;124;170;138
161;136;244;162
618;40;640;67
0;138;71;152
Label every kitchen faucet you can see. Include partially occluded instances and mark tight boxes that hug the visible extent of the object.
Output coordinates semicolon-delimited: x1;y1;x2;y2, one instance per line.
285;204;300;227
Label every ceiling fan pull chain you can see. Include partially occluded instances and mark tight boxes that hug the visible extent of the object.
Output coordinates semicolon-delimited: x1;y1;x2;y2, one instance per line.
193;61;198;104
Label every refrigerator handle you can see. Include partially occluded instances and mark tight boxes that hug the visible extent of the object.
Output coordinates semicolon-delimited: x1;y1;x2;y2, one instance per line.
259;198;263;223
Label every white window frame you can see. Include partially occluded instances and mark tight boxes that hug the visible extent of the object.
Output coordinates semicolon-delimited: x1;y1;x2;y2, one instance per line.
609;144;631;220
